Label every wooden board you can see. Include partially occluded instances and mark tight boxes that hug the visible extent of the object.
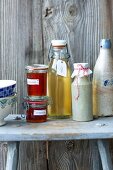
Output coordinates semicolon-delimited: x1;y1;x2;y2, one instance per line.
48;140;102;170
0;115;111;141
0;1;46;170
0;0;43;114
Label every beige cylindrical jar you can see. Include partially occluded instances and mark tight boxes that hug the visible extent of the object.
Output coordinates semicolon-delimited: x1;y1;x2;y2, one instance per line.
71;63;93;121
93;39;113;117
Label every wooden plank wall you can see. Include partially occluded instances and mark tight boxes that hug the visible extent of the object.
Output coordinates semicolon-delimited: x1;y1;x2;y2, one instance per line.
0;0;113;169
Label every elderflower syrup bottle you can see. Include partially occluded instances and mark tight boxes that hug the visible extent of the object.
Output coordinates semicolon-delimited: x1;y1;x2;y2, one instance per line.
93;39;113;117
71;63;93;121
48;40;72;118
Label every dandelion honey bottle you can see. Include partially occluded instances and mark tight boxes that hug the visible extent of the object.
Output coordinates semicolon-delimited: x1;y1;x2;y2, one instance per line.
48;40;72;118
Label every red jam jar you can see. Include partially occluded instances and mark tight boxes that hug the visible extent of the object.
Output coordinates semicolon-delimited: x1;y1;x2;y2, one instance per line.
24;97;49;123
25;64;48;97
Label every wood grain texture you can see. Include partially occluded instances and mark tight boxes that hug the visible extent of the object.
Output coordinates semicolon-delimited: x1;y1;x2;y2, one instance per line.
43;0;113;69
0;0;43;114
0;142;7;170
0;1;46;170
0;115;113;141
42;0;113;169
17;142;47;170
48;140;102;170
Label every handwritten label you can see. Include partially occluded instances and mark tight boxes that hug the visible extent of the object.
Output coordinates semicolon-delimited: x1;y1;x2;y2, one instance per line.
33;110;46;116
27;79;39;85
56;60;67;77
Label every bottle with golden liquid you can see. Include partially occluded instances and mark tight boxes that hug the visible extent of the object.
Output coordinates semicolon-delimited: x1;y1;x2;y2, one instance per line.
48;40;72;118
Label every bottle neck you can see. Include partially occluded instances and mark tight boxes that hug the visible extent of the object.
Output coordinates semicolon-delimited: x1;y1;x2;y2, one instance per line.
51;46;69;60
99;48;111;56
74;76;90;84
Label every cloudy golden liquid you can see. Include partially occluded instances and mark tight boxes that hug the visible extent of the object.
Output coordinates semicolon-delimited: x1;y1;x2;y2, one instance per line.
48;59;72;118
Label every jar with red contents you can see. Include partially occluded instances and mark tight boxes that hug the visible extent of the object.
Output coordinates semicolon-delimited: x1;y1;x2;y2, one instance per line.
24;97;49;123
25;64;48;98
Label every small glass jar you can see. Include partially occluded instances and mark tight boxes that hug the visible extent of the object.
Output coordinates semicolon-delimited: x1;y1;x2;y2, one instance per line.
25;64;48;97
24;97;49;123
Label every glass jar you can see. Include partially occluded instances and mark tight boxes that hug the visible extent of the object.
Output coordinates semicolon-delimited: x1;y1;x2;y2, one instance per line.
48;40;72;118
25;64;48;97
24;97;49;123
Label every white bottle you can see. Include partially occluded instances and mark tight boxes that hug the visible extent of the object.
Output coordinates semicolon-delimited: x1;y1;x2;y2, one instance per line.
93;39;113;117
71;63;93;121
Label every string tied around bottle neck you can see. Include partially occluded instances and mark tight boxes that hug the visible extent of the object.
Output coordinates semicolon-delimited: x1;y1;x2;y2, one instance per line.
71;63;92;78
71;63;92;101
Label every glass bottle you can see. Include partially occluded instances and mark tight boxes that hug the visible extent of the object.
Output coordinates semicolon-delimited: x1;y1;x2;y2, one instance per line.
93;39;113;117
48;40;72;118
71;63;93;121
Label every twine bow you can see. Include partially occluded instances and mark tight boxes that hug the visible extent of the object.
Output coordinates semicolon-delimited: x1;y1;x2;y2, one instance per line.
73;64;91;100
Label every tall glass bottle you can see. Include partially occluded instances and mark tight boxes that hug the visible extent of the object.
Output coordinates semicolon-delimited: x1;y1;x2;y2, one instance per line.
48;40;72;118
93;39;113;117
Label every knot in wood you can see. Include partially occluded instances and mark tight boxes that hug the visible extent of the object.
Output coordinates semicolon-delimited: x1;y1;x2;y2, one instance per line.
66;141;74;151
45;7;52;17
69;5;77;16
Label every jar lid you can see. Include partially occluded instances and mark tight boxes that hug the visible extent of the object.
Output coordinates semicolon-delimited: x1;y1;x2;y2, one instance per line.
24;99;48;105
25;64;48;71
71;63;92;78
100;39;111;49
24;96;51;105
25;96;49;101
51;40;67;47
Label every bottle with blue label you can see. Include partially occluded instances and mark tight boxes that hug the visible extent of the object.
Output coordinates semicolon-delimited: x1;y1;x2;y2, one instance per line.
93;39;113;117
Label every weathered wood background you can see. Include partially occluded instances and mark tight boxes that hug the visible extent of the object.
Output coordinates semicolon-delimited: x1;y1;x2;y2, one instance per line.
0;0;113;169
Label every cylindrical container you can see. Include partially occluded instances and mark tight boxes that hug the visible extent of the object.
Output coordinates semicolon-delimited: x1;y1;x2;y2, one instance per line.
25;64;48;98
71;63;93;121
48;40;72;118
24;97;49;123
93;39;113;117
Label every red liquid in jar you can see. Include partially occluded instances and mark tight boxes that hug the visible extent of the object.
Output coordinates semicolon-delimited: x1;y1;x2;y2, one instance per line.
26;106;47;123
27;72;47;96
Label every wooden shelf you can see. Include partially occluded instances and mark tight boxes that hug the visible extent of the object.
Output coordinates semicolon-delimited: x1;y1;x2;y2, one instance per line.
1;114;113;141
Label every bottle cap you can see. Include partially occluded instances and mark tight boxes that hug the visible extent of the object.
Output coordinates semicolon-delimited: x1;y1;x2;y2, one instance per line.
100;39;111;49
71;63;92;78
51;40;67;47
25;64;48;73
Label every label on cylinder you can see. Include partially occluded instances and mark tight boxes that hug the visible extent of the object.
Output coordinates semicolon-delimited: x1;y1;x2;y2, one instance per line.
27;79;39;85
33;110;46;116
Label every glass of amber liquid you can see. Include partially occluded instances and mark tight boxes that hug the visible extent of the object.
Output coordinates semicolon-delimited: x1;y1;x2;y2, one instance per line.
25;64;48;99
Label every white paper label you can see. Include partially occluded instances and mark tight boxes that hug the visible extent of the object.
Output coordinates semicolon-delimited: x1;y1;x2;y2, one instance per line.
27;79;39;85
33;110;46;116
52;59;57;71
56;60;67;77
